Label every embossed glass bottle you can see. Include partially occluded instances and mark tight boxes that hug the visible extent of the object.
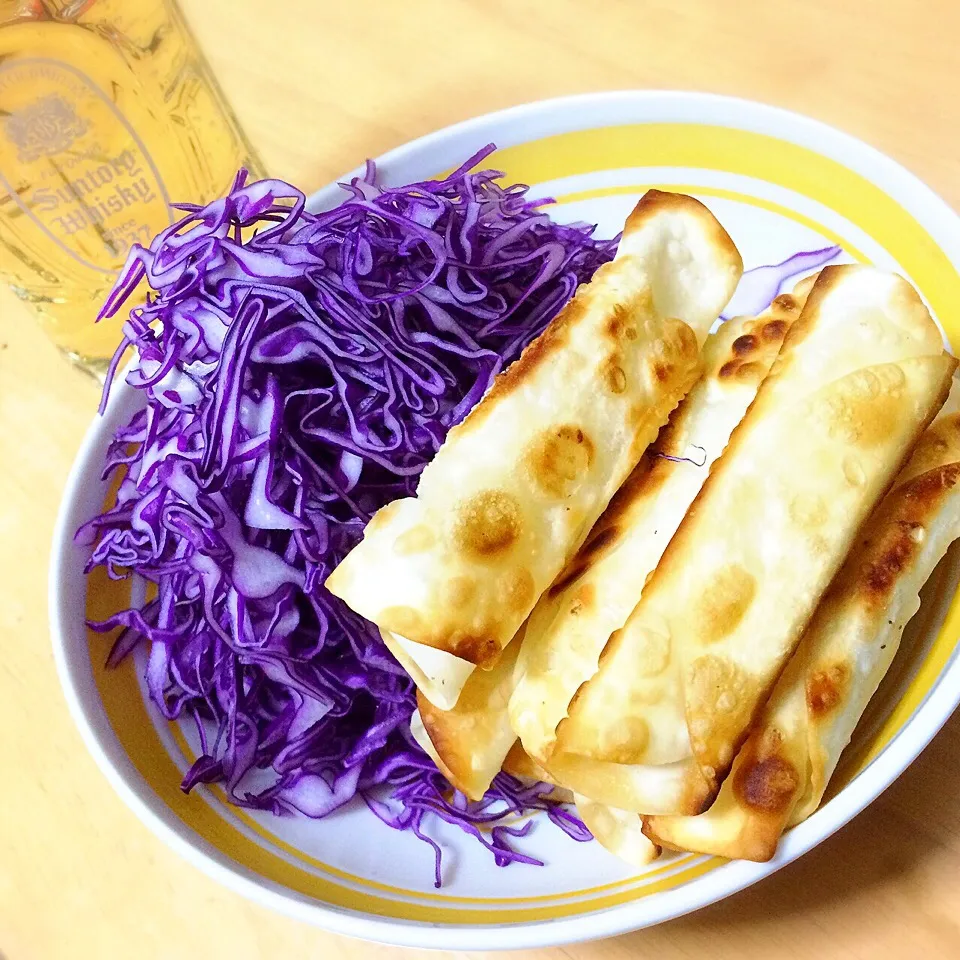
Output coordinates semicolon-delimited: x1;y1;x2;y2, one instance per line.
0;0;264;375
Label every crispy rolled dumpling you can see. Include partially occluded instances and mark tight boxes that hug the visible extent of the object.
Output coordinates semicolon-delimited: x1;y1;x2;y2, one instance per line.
644;403;960;859
501;741;558;784
500;743;573;803
415;632;523;801
542;751;711;815
574;794;661;868
557;266;955;794
380;632;475;711
510;280;812;763
327;191;741;708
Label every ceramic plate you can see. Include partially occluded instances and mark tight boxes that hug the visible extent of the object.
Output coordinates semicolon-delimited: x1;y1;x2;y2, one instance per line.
51;91;960;950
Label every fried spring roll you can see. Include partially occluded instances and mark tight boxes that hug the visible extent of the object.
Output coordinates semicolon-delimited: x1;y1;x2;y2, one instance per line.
558;266;955;794
328;191;741;709
644;400;960;859
415;631;523;801
574;794;661;868
420;282;811;801
542;751;711;815
510;279;813;763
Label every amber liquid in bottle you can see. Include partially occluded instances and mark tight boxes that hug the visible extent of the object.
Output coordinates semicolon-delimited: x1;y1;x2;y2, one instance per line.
0;0;264;374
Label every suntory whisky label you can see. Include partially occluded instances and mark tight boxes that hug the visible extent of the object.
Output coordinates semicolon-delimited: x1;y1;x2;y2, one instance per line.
0;58;172;274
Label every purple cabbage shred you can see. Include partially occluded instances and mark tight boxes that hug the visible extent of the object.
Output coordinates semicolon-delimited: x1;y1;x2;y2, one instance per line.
79;145;612;885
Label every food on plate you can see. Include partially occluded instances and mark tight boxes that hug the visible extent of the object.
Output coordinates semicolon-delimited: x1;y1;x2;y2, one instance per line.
575;794;660;868
644;396;960;859
80;137;959;882
326;189;742;709
81;151;624;883
379;632;475;713
502;741;559;784
509;277;815;764
553;265;955;799
542;751;709;816
415;632;523;800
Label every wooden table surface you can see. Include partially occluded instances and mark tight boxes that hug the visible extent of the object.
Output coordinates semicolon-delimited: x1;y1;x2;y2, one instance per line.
4;1;960;957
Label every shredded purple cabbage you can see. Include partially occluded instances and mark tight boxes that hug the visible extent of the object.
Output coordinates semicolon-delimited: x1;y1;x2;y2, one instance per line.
720;244;841;319
79;146;615;885
654;444;708;468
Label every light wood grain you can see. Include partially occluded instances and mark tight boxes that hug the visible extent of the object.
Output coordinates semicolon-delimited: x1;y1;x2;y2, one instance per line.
3;1;960;957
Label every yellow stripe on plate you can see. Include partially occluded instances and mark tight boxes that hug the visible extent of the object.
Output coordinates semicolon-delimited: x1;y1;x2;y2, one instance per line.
84;119;960;923
546;183;870;266
489;123;960;337
165;720;684;905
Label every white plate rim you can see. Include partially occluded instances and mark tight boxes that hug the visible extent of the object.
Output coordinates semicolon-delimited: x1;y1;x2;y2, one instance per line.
49;88;960;951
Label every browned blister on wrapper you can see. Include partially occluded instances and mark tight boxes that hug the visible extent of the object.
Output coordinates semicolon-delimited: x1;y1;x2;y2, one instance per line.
645;397;960;859
535;281;814;770
555;266;954;808
328;191;741;711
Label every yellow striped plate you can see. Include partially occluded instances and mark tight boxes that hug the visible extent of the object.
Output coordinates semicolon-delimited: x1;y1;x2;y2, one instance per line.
50;92;960;950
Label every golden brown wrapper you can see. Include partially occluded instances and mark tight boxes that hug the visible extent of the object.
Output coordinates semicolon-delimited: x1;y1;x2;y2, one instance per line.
327;192;741;710
645;404;960;859
559;266;955;797
537;280;814;768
